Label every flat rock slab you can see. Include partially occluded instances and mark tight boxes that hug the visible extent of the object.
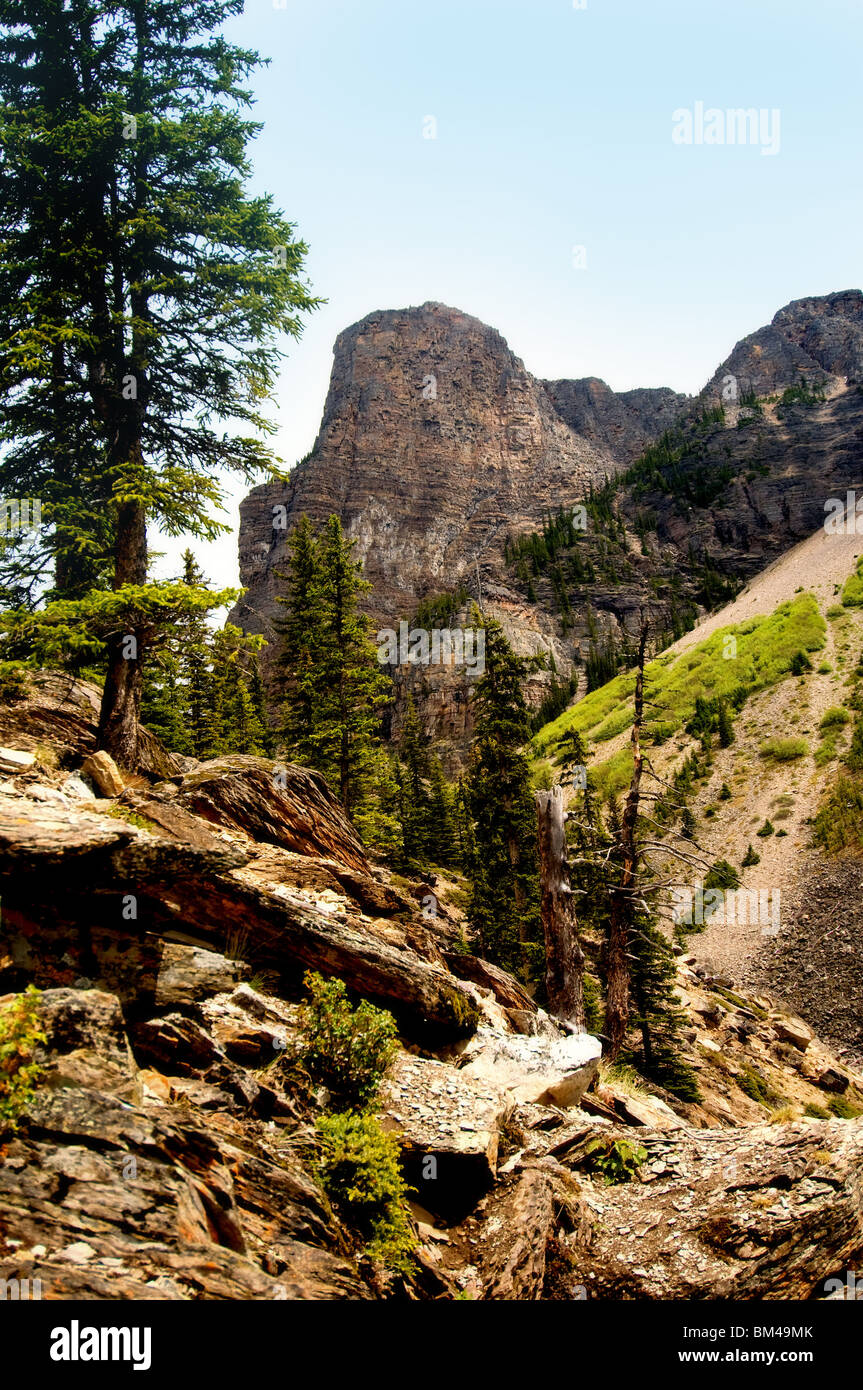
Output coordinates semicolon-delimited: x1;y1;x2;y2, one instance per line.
459;1027;602;1109
381;1052;510;1219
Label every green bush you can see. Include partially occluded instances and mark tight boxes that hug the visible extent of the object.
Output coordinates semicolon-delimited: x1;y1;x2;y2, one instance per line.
813;774;863;853
819;706;850;732
756;819;775;837
298;972;399;1110
827;1094;863;1119
742;844;761;867
582;1136;647;1184
759;736;808;761
314;1110;416;1271
0;986;45;1133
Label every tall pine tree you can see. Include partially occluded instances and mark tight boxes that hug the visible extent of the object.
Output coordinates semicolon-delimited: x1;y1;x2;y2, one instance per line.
465;620;542;983
0;0;319;764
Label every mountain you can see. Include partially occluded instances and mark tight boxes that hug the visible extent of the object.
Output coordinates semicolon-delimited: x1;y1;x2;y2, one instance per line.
233;301;615;636
542;377;689;463
232;291;863;765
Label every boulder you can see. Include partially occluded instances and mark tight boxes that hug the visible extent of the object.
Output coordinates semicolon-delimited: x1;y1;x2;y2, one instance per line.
80;751;125;798
380;1051;510;1218
442;952;538;1015
773;1016;814;1051
173;756;371;875
154;944;251;1010
0;747;36;774
36;987;137;1101
459;1027;601;1109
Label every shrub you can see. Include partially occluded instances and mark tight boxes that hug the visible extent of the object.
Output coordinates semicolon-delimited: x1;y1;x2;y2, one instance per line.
759;736;808;761
718;783;731;800
827;1094;863;1119
756;819;775;837
298;972;399;1110
741;844;761;867
314;1110;416;1271
582;1136;647;1184
819;706;850;732
813;774;863;853
738;1063;785;1108
0;986;45;1133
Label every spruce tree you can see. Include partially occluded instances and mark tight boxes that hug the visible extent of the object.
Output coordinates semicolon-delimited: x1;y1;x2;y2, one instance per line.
397;694;432;864
278;515;389;816
465;621;542;982
0;0;319;764
275;515;321;760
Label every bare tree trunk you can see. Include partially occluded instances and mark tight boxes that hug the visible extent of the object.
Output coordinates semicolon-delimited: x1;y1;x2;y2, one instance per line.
536;782;585;1027
97;498;146;769
606;617;649;1058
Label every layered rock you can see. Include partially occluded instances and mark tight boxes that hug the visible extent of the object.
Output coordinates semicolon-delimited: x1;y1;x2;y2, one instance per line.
233;302;617;641
542;377;689;464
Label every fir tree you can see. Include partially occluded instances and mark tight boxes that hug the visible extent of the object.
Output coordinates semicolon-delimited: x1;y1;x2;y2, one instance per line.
396;694;432;865
465;621;542;982
278;515;390;815
0;0;319;764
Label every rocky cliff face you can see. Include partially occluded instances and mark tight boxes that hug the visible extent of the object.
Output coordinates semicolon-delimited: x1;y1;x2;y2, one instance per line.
542;378;689;464
233;291;863;766
233;302;616;639
701;290;863;403
3;679;863;1300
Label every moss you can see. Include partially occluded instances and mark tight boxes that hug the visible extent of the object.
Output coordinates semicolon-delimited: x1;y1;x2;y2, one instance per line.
103;805;160;833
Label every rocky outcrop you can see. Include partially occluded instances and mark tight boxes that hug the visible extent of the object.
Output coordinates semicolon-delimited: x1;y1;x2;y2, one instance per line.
542;377;689;464
701;289;863;403
231;291;863;770
232;302;617;642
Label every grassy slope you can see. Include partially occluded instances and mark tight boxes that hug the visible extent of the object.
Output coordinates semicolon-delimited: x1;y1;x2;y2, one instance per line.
532;593;826;794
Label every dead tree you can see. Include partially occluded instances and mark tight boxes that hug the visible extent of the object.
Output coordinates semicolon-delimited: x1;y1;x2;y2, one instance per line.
535;781;586;1028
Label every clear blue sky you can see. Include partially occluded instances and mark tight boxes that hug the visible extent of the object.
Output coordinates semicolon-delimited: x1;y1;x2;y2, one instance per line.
161;0;863;589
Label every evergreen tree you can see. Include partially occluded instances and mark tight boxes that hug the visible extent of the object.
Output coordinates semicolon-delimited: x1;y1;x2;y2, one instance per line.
629;915;700;1101
396;694;432;865
427;756;459;866
275;515;321;760
0;0;319;764
278;515;390;815
465;621;541;982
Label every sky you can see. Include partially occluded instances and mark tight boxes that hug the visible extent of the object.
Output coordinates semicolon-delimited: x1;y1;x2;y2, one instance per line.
158;0;863;590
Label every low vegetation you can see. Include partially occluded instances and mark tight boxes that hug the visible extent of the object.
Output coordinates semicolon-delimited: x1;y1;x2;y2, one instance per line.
0;986;45;1134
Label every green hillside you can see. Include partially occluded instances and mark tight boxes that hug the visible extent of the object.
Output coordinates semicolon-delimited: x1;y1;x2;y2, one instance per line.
532;592;826;794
